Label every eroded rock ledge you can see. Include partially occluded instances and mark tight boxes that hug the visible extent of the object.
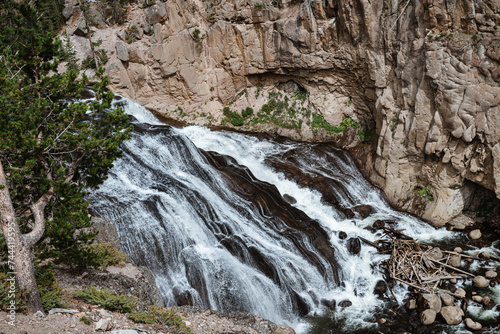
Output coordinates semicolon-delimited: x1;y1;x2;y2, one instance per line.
64;0;500;226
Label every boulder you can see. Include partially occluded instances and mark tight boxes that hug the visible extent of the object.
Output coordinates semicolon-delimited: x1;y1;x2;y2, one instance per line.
419;293;442;312
283;194;296;204
469;229;482;240
351;204;375;218
485;270;497;279
98;309;113;318
338;231;347;240
95;318;110;331
72;17;88;36
440;293;454;306
174;289;193;306
420;309;437;325
465;318;482;331
346;237;361;254
63;3;74;20
320;299;336;309
144;2;168;25
338;300;352;307
473;276;489;288
87;8;107;29
440;306;463;325
373;280;387;296
116;41;129;62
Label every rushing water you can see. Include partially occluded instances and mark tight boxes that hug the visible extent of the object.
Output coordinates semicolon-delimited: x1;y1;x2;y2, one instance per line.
87;98;471;332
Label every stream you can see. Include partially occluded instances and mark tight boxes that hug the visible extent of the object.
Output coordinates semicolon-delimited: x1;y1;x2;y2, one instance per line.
87;98;499;333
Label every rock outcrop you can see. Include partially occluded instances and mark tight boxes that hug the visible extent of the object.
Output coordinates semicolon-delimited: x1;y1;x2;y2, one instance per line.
64;0;500;225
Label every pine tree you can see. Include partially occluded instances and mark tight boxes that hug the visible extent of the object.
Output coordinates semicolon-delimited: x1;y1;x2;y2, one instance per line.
0;0;132;312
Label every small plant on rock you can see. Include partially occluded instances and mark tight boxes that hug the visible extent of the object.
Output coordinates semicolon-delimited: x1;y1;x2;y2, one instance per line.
414;185;434;203
125;25;140;44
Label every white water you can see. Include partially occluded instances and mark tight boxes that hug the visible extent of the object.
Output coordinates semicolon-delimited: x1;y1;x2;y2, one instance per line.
88;98;459;332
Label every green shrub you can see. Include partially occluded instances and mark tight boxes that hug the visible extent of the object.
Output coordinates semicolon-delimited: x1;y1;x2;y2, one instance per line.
128;306;192;334
242;107;254;118
73;287;137;313
84;242;129;269
0;266;66;313
80;315;92;325
222;107;244;126
125;25;140;44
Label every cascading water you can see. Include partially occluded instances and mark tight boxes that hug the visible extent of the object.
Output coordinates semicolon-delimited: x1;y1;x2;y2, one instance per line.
87;98;458;332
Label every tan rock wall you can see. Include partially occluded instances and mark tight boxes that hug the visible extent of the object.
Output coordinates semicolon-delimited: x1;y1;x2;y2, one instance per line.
65;0;500;225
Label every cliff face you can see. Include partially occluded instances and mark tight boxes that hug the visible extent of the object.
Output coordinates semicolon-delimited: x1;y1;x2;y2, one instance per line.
65;0;500;225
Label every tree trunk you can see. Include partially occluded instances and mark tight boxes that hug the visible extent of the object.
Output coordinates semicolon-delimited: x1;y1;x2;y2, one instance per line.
0;161;44;313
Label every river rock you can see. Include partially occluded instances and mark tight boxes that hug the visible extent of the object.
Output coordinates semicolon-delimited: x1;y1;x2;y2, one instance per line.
283;194;296;204
469;229;482;240
449;254;461;267
373;280;387;296
482;296;492;306
455;288;466;298
450;278;457;283
420;309;437;325
454;247;463;253
485;270;497;279
338;231;347;240
406;299;417;310
346;237;361;255
440;293;454;306
473;276;489;288
465;318;482;331
440;306;463;325
419;293;442;312
320;299;336;309
472;295;483;303
338;300;352;308
428;247;443;260
95;318;110;331
351;205;375;218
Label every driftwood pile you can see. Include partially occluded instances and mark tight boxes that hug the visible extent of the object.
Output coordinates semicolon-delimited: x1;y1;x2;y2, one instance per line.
362;223;479;300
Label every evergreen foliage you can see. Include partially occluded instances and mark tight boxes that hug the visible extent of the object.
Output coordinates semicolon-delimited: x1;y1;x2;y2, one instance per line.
0;0;133;309
34;0;66;33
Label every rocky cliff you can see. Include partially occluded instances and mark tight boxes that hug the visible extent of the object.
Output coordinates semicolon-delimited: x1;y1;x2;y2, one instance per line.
64;0;500;226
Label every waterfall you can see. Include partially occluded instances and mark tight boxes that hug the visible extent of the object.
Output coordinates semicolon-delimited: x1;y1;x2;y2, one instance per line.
87;98;455;332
